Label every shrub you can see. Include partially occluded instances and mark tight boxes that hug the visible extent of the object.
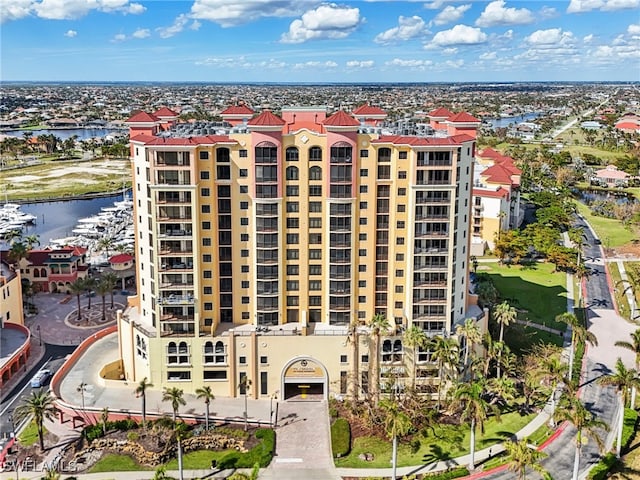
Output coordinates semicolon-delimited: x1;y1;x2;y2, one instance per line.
127;431;139;442
587;452;618;480
331;418;351;458
421;467;470;479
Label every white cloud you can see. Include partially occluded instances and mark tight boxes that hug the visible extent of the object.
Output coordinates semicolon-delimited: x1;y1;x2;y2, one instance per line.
64;29;77;37
0;0;32;23
539;6;558;18
442;47;458;54
292;60;338;69
385;58;434;69
30;0;144;20
476;0;534;27
583;34;594;43
280;4;362;44
132;28;150;39
425;0;456;9
567;0;639;12
479;51;497;60
526;28;575;46
191;0;309;27
501;29;514;39
433;4;471;26
628;24;640;35
429;24;487;46
112;33;127;42
157;14;200;38
346;60;375;69
374;16;428;44
444;59;464;68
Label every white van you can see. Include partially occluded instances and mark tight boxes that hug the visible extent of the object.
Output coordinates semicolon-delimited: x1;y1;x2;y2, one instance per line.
31;369;51;388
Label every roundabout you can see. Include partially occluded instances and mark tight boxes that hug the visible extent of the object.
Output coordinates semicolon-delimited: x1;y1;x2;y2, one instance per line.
64;301;125;329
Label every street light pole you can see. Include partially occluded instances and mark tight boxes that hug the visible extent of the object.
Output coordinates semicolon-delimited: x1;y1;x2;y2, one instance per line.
270;391;279;428
36;325;41;346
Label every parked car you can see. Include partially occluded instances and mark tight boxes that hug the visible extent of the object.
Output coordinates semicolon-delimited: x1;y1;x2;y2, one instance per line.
31;369;51;388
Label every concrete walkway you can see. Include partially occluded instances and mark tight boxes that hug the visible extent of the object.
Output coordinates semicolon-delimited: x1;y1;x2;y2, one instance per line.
615;259;639;320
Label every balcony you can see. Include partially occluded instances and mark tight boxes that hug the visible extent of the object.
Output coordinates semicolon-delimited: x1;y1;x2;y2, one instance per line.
412;297;447;305
160;262;194;272
158;294;196;305
158;229;193;238
414;264;448;272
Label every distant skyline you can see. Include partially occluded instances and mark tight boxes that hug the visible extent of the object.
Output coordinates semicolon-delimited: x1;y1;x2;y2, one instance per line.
2;1;639;83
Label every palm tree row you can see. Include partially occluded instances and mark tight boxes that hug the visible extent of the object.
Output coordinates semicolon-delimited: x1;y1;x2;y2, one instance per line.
68;273;119;321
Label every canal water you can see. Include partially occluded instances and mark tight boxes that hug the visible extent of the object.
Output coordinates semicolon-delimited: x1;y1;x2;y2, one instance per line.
1;193;127;248
2;128;126;141
485;112;541;128
577;189;638;205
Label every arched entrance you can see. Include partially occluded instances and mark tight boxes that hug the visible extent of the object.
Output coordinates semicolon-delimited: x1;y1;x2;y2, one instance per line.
281;356;328;401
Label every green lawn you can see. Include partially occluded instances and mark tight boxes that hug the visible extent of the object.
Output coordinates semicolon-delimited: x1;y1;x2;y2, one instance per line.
164;449;233;469
18;421;42;447
479;262;568;332
574;201;637;248
335;411;535;468
88;454;151;473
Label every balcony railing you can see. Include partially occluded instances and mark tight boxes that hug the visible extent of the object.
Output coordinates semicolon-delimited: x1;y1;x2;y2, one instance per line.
158;295;196;305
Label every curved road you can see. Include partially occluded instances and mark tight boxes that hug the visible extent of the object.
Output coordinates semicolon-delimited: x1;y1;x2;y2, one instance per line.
484;215;636;479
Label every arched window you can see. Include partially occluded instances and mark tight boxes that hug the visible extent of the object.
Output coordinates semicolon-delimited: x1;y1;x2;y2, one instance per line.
309;166;322;181
178;341;188;354
204;341;214;354
286;166;299;180
40;268;47;277
34;269;40;278
286;147;299;161
216;147;230;163
377;147;391;163
215;341;225;353
330;142;352;163
309;146;322;161
382;340;392;352
256;141;278;163
167;342;177;354
393;340;403;352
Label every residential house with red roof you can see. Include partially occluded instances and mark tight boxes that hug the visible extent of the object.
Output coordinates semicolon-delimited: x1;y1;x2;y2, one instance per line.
13;246;89;293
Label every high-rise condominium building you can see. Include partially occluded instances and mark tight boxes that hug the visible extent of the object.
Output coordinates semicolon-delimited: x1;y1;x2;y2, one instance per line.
116;105;486;402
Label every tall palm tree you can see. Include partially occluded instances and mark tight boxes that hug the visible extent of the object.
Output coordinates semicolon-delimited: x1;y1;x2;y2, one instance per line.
557;312;598;381
403;325;427;389
615;328;640;407
8;240;28;265
345;319;360;400
493;301;517;378
537;354;569;418
23;234;40;250
504;438;549;480
367;313;391;404
68;278;85;321
239;377;252;431
455;318;482;377
135;377;153;428
101;272;119;308
101;407;110;436
162;387;186;424
14;390;56;451
452;379;499;470
431;335;459;410
84;276;97;310
95;277;111;322
554;394;608;480
597;358;640;458
174;422;190;480
195;385;215;430
379;398;412;480
97;237;114;259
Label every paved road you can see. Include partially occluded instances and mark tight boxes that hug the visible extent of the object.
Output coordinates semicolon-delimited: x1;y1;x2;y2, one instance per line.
483;216;636;479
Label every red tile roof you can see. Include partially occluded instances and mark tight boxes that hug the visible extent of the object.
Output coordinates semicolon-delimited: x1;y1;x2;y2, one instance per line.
478;147;502;158
494;156;522;175
126;111;160;123
481;163;516;184
372;135;472;146
323;110;361;127
153;107;179;118
428;107;454;118
473;187;509;199
352;104;387;116
616;122;640;130
221;105;255;115
136;135;235;146
109;253;134;264
248;110;285;126
448;112;481;123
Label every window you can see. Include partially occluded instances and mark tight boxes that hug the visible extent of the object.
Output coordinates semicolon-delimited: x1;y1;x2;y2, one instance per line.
359;218;367;225
398;188;406;196
340;355;348;363
309;249;322;259
241;249;249;257
240;185;248;194
286;147;299;161
286;233;299;244
378;165;391;179
287;280;299;291
203;238;211;246
397;205;405;212
203;254;212;262
241;281;249;288
309;280;321;291
309;185;322;196
242;296;249;304
286;202;299;212
287;249;299;259
204;286;212;294
216;165;231;180
240;201;248;209
241;233;249;241
395;269;404;277
168;371;191;381
309;217;322;228
216;148;230;162
360;169;368;177
397;221;405;228
204;371;227;380
260;355;268;364
286;166;299;180
360;201;368;209
398;171;407;179
358;280;366;287
201;188;210;197
360;149;369;158
398;151;407;159
360;185;368;194
240;218;248;226
201;205;211;214
309;202;322;213
200;171;210;180
261;371;268;396
287;296;299;306
239;168;248;177
359;249;367;257
239;149;248;157
241;265;249;273
287;218;299;229
309;295;321;306
239;356;247;364
309;265;322;275
167;341;190;365
286;185;299;196
199;151;209;160
287;265;299;275
309;166;322;181
309;233;322;244
309;146;322;161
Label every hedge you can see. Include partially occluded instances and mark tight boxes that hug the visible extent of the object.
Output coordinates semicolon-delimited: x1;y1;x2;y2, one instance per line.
587;453;618;480
331;418;351;458
621;407;638;453
422;467;470;479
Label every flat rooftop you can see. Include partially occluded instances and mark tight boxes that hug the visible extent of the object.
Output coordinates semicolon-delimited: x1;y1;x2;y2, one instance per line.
0;326;28;370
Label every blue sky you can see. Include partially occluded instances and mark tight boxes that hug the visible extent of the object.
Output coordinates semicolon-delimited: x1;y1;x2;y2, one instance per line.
2;0;639;82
